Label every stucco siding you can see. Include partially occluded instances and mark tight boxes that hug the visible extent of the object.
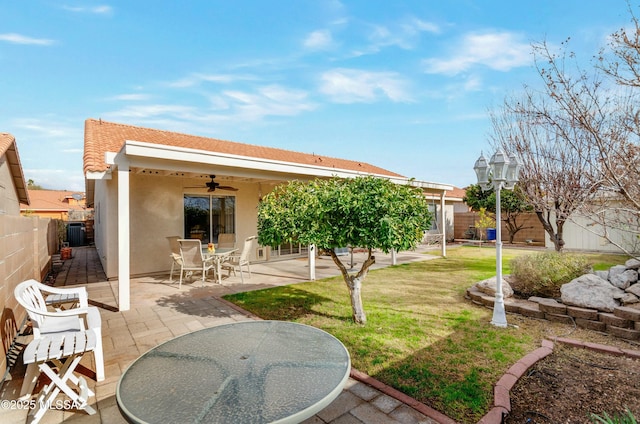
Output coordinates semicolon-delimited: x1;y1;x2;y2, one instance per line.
0;155;20;215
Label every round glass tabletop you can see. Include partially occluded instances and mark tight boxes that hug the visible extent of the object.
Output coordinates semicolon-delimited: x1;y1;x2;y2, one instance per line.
116;320;351;424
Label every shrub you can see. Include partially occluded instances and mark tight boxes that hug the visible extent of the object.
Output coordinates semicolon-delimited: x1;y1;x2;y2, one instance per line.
590;408;637;424
509;251;592;298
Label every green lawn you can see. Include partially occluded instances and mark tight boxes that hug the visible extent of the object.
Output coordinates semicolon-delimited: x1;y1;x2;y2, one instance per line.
224;246;625;423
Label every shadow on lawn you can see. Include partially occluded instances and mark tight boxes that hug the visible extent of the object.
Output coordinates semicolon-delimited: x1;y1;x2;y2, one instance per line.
224;286;352;322
366;308;521;424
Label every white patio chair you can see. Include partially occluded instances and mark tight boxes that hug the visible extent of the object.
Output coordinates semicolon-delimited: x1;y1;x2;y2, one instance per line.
23;329;98;423
217;233;236;248
178;239;216;288
166;235;182;283
222;235;257;283
14;279;105;399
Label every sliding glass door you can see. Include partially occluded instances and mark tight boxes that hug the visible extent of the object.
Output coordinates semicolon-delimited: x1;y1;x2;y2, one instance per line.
183;195;235;244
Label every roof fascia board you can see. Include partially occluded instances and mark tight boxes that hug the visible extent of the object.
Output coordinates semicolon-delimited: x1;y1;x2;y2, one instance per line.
98;140;453;193
121;140;399;181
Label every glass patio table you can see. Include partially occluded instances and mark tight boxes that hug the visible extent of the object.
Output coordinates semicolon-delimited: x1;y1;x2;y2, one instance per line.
202;247;237;284
116;320;351;424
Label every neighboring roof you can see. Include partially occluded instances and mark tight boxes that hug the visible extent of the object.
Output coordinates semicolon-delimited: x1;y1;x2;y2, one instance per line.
84;118;404;178
20;190;86;211
422;185;466;202
0;133;29;204
448;187;467;199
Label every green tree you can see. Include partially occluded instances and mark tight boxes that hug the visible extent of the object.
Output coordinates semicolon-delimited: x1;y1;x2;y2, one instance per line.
464;184;533;243
257;176;432;324
27;179;44;190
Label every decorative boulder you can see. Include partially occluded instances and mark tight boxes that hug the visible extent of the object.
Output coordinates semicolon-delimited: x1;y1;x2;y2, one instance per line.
476;276;514;298
625;258;640;269
627;283;640;297
560;274;625;312
594;270;609;280
621;293;639;305
608;265;628;281
609;269;638;289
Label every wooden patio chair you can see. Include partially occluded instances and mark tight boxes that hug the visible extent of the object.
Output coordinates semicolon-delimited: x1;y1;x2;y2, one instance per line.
222;235;257;283
14;279;105;400
178;239;216;288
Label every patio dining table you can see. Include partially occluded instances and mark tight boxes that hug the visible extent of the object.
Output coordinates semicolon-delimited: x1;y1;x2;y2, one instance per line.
202;247;237;284
116;320;351;424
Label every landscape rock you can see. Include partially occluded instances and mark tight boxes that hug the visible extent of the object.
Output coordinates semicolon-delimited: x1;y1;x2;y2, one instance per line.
621;293;639;305
594;270;609;280
608;265;628;281
560;274;624;312
626;283;640;297
476;276;514;298
609;269;638;289
625;258;640;269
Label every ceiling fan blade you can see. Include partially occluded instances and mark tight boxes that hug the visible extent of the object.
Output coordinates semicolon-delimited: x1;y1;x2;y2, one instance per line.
217;186;239;191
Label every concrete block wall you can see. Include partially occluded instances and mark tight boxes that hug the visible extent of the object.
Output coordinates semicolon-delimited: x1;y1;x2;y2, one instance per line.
0;214;55;381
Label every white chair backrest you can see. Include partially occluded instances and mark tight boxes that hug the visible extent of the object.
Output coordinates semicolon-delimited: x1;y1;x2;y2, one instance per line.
166;236;181;256
239;236;257;261
217;233;235;248
178;239;204;267
15;280;48;329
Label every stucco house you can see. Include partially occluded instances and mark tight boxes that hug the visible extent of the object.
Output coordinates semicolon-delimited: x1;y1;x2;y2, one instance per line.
83;119;454;310
20;190;89;221
0;133;29;215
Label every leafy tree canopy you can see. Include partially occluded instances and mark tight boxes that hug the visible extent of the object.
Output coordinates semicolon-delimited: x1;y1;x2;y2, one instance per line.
257;176;432;253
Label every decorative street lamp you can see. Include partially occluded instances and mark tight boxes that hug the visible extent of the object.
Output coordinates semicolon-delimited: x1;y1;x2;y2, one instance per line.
473;149;521;327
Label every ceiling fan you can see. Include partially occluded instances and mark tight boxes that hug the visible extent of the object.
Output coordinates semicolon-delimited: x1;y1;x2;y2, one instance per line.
187;175;238;192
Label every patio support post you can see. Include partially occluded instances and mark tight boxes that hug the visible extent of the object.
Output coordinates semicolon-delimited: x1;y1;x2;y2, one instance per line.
440;191;446;257
391;249;397;265
117;159;131;311
308;244;316;281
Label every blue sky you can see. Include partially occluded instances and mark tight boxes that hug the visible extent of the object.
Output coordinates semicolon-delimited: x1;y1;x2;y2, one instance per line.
0;1;635;191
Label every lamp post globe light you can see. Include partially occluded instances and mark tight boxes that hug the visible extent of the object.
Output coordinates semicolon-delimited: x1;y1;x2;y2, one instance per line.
473;149;521;327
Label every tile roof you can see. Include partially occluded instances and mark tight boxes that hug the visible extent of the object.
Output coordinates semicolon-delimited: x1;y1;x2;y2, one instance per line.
20;190;86;211
84;118;404;178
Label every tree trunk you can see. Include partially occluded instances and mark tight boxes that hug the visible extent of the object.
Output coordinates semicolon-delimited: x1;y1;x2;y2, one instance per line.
328;248;375;325
535;210;565;251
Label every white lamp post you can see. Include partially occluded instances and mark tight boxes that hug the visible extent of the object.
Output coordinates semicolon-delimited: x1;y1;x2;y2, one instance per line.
473;149;521;327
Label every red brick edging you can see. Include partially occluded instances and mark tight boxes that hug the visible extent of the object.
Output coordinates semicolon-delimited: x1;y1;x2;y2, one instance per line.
477;338;640;424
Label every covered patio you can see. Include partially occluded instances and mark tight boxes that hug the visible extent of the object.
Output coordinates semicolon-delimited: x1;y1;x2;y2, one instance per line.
84;119;453;312
1;245;451;424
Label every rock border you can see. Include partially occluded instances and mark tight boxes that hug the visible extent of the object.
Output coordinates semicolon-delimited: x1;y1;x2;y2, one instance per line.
466;285;640;341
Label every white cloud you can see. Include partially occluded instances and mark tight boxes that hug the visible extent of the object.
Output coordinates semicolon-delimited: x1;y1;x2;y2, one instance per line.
423;31;531;75
105;104;197;120
62;5;113;14
168;73;257;88
0;33;54;45
362;17;440;54
319;68;412;103
105;85;315;124
222;85;315;119
107;93;150;101
304;30;333;50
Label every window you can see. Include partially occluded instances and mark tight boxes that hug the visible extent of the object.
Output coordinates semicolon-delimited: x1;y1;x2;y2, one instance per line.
428;204;439;231
183;195;235;244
